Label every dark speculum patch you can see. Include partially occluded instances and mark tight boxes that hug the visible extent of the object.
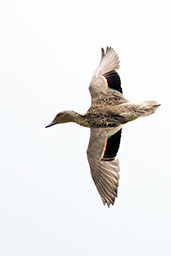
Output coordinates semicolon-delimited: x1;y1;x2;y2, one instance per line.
102;129;122;161
104;70;122;93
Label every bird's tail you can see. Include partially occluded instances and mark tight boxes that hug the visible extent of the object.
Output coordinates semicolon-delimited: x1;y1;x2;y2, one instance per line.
136;100;160;117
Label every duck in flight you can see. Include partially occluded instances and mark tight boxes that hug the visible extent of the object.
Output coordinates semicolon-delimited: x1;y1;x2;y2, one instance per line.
46;47;160;207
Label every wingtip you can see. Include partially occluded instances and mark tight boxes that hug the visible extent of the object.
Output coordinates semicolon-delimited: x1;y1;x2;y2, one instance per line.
106;46;111;53
106;199;115;207
97;46;120;72
101;48;105;58
102;195;116;207
101;46;113;58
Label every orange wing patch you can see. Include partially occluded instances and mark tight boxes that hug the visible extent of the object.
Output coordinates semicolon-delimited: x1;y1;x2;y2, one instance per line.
102;76;108;88
100;137;108;159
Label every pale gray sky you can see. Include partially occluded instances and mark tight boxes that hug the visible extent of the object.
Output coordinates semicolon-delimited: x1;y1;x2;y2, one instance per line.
0;0;170;255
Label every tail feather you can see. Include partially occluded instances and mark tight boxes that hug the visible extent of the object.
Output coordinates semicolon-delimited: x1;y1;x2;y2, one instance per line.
137;100;160;117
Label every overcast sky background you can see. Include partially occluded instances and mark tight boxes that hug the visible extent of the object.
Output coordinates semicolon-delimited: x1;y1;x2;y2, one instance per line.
0;0;171;255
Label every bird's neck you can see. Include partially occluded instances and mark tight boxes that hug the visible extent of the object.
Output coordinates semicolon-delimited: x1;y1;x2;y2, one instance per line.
71;111;88;127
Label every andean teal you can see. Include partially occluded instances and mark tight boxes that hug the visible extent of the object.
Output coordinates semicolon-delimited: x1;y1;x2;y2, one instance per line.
46;47;160;207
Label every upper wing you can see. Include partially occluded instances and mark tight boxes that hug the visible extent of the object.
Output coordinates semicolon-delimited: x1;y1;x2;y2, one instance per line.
87;126;122;206
89;47;122;100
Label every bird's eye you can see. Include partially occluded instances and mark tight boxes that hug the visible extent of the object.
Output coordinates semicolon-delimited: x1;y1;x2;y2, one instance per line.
57;113;63;117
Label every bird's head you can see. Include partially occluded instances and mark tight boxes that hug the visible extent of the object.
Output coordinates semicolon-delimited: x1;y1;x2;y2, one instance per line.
45;111;77;128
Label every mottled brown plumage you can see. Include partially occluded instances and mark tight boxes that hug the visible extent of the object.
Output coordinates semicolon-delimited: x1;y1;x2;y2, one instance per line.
46;47;160;206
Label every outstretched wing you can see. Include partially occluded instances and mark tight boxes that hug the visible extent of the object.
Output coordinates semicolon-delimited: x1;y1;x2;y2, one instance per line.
87;126;122;206
89;47;122;100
